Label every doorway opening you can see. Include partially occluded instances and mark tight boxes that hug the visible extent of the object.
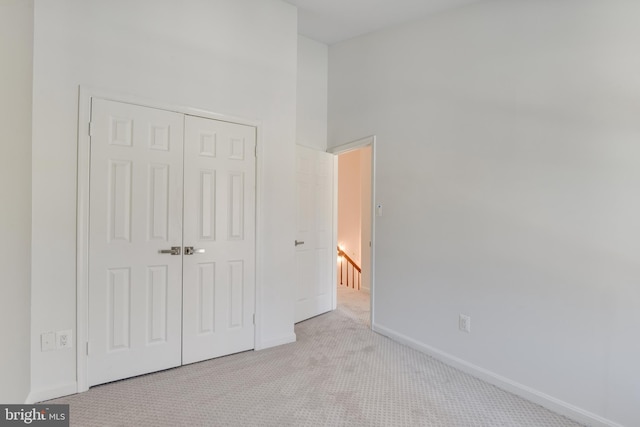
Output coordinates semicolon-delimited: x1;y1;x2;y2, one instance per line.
330;136;375;327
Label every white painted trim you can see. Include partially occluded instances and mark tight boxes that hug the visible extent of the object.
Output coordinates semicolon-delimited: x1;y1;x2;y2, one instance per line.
329;135;377;327
331;155;338;311
253;121;265;356
327;135;375;155
78;86;260;128
76;85;263;394
369;139;377;327
255;333;297;351
76;87;92;393
25;382;77;404
372;323;622;427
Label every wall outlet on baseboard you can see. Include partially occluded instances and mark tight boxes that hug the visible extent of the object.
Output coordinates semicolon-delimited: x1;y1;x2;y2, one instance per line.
459;314;471;333
56;330;73;350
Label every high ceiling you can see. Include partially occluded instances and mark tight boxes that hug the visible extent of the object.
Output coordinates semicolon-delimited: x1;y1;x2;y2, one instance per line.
283;0;484;45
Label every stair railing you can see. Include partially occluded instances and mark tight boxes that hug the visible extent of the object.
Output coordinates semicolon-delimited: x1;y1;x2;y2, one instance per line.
337;246;361;290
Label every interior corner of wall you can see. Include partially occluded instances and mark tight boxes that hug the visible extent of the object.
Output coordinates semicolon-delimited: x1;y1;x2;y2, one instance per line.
256;333;296;351
25;382;77;404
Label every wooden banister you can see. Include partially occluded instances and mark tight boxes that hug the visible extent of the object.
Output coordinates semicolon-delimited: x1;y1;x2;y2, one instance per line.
337;246;361;290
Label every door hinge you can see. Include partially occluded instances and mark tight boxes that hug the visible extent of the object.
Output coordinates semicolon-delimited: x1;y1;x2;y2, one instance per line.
253;314;255;325
88;122;93;137
254;144;257;157
86;342;90;356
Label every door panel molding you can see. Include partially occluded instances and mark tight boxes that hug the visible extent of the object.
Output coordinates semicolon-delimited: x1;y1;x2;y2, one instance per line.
76;87;261;392
294;145;335;323
182;115;256;365
87;98;185;386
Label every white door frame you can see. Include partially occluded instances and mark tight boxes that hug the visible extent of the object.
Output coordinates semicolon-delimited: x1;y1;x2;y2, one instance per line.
76;86;263;393
327;135;376;327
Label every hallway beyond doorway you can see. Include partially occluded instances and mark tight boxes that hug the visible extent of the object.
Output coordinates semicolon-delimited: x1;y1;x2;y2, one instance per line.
337;145;372;293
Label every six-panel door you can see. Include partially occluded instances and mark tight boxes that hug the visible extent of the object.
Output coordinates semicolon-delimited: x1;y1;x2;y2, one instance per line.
294;145;334;323
88;99;185;386
88;99;256;386
182;115;256;365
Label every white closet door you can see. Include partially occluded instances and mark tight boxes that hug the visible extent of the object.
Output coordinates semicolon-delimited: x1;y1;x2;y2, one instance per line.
182;115;256;365
88;99;184;386
294;145;335;323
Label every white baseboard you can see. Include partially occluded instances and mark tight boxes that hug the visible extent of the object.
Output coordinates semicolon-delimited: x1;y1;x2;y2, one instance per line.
255;333;296;351
26;334;297;403
372;323;621;427
25;382;77;404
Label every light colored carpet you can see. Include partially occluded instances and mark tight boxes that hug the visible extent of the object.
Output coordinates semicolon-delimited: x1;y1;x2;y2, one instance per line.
48;286;582;426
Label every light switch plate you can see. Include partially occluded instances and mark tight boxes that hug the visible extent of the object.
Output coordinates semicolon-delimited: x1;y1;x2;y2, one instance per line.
41;332;56;351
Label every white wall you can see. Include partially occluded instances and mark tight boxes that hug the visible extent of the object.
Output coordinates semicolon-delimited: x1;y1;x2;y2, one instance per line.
338;150;362;264
0;0;33;404
296;35;328;151
329;1;640;426
30;0;297;400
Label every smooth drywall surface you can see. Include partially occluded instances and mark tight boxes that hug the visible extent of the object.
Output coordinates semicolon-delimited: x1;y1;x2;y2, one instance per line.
338;150;362;265
329;1;640;425
31;0;296;398
296;36;328;151
0;0;33;403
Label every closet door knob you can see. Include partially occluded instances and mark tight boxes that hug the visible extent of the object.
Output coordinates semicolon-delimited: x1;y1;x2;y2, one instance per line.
159;247;181;255
184;247;206;255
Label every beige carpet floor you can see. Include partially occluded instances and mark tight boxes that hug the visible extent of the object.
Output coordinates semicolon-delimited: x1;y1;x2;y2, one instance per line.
47;286;582;426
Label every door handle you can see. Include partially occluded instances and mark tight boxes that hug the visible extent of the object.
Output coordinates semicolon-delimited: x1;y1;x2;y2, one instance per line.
159;246;181;255
295;240;305;246
184;247;206;255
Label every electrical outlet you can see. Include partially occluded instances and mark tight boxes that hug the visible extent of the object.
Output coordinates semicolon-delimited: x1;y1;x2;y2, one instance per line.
41;332;56;351
459;314;471;333
56;330;73;350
